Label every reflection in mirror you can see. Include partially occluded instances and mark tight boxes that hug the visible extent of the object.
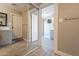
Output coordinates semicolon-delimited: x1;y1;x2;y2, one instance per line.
28;4;39;51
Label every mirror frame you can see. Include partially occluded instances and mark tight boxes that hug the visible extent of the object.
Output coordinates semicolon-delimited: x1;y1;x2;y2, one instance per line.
0;12;7;26
27;3;41;51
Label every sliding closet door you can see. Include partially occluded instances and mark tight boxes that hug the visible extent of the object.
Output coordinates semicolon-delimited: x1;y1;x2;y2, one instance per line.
28;4;40;50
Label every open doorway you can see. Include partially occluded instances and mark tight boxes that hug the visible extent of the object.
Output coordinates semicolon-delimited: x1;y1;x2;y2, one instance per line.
41;4;55;54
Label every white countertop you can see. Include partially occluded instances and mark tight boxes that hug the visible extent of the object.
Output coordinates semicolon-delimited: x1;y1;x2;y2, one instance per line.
0;27;10;31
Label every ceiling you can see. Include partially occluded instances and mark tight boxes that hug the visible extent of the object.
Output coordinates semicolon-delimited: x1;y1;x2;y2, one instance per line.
42;4;54;20
0;3;27;12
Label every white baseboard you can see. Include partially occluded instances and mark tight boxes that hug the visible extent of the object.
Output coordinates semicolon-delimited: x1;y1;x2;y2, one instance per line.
54;50;72;56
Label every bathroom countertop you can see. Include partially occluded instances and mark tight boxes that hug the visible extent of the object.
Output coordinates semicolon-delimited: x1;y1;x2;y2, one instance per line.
0;27;11;31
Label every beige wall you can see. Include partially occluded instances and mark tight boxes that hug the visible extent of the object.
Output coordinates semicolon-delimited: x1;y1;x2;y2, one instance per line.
0;4;20;30
22;9;28;41
57;3;79;55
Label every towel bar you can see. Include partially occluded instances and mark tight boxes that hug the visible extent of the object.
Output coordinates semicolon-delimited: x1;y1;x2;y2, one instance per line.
65;17;79;20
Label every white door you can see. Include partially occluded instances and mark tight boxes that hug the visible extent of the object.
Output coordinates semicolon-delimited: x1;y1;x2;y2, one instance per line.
12;14;22;39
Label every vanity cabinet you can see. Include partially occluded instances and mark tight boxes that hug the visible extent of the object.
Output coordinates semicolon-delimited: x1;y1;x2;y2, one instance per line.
0;30;12;45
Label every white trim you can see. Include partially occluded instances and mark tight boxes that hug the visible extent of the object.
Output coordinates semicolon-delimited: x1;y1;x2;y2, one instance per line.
54;50;72;56
54;3;59;52
24;46;40;56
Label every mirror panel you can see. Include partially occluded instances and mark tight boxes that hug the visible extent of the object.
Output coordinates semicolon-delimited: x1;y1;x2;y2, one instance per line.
28;4;39;51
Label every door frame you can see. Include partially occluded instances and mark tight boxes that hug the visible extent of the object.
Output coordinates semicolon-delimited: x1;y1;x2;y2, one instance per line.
38;3;59;53
30;7;39;44
27;3;41;51
54;4;59;53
